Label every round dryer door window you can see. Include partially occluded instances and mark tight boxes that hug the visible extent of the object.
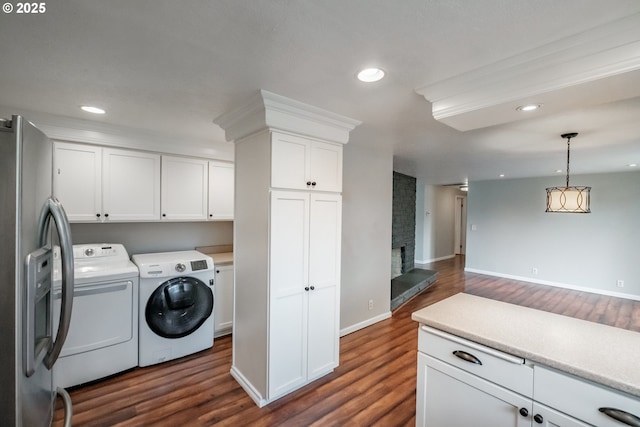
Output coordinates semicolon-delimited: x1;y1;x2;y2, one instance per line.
145;277;214;338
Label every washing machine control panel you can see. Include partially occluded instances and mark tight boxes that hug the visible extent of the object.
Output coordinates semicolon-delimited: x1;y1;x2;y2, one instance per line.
133;251;214;278
190;260;209;271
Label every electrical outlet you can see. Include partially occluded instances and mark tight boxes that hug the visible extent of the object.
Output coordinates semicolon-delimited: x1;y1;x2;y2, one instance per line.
368;299;374;310
532;267;538;275
617;280;624;288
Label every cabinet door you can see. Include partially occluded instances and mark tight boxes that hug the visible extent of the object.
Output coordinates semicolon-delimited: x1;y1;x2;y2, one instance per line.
309;142;342;192
161;156;208;221
307;193;341;378
103;148;160;221
532;403;590;427
271;132;310;190
214;265;234;337
53;142;102;222
417;353;531;427
268;191;309;399
208;161;234;220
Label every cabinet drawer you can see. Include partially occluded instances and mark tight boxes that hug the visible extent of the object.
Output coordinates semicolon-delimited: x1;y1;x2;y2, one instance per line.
418;325;533;397
534;365;640;427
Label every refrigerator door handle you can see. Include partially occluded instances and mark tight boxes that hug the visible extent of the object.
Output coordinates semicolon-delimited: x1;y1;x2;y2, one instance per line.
38;197;74;369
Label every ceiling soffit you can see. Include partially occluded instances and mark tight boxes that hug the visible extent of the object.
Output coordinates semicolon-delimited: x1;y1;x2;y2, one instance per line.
415;13;640;131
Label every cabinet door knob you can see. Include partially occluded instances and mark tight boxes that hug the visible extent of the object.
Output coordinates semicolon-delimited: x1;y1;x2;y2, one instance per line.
304;287;310;291
306;181;312;186
599;407;640;426
162;213;166;217
216;269;220;273
533;414;544;424
104;213;109;218
96;213;101;218
452;350;483;365
311;181;317;187
519;408;529;417
310;285;315;290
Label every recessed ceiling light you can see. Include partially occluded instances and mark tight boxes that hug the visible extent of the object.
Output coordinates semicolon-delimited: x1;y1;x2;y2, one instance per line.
80;105;106;114
516;104;542;112
555;169;563;173
499;174;505;178
629;163;638;167
357;67;385;83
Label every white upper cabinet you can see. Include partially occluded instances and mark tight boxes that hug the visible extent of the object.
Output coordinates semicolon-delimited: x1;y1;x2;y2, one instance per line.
54;143;160;222
208;161;234;220
271;132;342;192
161;155;209;221
53;142;102;222
103;148;161;221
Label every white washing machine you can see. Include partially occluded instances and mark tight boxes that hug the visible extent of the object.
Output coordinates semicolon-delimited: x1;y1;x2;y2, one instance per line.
132;250;215;367
53;243;139;388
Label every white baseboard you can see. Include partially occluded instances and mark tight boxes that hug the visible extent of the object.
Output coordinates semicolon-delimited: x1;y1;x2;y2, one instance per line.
415;254;456;265
230;366;267;408
340;311;392;337
464;268;640;301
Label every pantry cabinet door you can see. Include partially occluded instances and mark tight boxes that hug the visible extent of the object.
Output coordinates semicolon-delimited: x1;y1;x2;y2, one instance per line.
53;142;102;222
268;191;309;399
308;142;342;192
271;132;310;190
307;193;341;377
103;148;161;221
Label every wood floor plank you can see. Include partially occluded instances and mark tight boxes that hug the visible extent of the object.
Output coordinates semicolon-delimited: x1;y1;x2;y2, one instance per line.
54;256;640;426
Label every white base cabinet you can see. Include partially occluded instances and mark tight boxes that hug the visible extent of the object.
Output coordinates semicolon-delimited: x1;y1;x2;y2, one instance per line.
213;264;233;337
417;326;639;427
418;353;532;427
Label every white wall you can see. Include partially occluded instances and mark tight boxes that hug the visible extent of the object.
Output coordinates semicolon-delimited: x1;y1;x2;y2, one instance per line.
416;183;464;264
466;171;640;298
340;142;393;335
70;221;233;255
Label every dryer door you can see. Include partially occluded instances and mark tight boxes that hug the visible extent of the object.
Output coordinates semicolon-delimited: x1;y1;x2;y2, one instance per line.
145;277;213;338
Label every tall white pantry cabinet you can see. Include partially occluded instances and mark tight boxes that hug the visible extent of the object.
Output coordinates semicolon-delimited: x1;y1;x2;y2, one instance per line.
214;90;360;407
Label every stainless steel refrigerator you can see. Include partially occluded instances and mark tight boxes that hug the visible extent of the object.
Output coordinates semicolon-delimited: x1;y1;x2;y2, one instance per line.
1;115;74;426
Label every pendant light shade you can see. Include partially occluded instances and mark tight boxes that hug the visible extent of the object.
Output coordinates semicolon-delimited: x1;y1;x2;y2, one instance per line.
545;133;591;213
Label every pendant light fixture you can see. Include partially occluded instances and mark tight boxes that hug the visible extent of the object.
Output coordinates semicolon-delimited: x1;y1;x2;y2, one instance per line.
545;132;591;213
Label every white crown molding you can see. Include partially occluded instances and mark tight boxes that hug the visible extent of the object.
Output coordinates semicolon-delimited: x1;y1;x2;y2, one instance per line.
416;13;640;131
213;90;362;144
0;106;234;160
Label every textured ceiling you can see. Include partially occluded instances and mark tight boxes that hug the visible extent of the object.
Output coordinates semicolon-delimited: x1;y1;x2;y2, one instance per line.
1;0;639;184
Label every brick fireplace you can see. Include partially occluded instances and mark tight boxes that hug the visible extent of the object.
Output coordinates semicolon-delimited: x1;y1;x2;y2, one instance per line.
392;171;415;276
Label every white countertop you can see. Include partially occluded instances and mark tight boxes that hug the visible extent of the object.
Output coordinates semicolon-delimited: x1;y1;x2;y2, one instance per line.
412;293;640;398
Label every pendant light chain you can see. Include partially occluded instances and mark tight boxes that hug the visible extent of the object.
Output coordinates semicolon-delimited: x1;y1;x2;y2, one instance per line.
566;135;571;187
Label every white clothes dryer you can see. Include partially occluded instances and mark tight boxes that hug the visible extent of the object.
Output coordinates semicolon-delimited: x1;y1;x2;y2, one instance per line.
53;243;139;388
132;250;215;367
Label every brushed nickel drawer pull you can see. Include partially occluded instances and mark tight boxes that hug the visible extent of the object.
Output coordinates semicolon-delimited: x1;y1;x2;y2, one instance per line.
599;407;640;427
453;350;482;365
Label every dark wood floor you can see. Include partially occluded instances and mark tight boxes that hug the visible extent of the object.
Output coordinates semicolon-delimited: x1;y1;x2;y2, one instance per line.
54;256;640;426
